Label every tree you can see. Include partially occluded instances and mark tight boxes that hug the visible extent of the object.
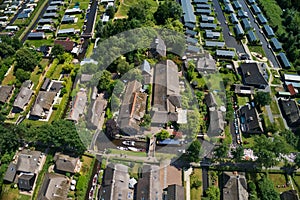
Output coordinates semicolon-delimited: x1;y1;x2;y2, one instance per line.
254;91;272;107
203;186;220;200
214;142;229;160
154;1;182;25
116;57;133;75
97;70;113;92
257;176;280;200
15;68;30;83
156;130;170;141
186;140;202;162
232;145;244;162
127;0;151;22
190;172;202;188
106;6;116;19
15;48;40;71
52;44;65;58
113;80;125;96
62;63;74;73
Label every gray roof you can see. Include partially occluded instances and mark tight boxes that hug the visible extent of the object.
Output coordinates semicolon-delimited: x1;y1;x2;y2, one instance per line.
201;15;214;22
100;164;130;200
31;91;56;117
194;0;208;3
4;162;17;182
196;9;212;15
207;110;225;137
270;37;282;51
251;4;261;14
263;25;275;38
181;0;196;24
16;150;42;173
61;15;75;23
141;60;151;75
166;184;185;200
54;153;79;173
80;74;93;82
277;52;291;68
28;32;45;39
232;1;242;9
197;53;217;73
240;63;268;88
186;29;197;36
205;30;220;39
91;96;107;128
67;89;87;122
43;12;58;18
225;3;234;13
196;4;210;9
216;50;236;58
279;99;300;127
186;37;198;45
41;78;50;91
205;40;225;47
13;87;33;111
151;37;166;57
46;5;58;11
205;92;217;108
187;45;200;53
247;30;258;43
237;10;248;18
241;18;252;31
199;22;217;29
257;14;267;24
234;23;245;36
0;85;13;103
136;165;162;200
57;28;75;35
37;173;69;200
239;104;263;133
18;173;35;191
222;172;248;200
230;13;238;24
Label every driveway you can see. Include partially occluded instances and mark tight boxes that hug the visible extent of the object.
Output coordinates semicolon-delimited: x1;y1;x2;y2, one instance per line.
212;0;246;54
238;0;281;68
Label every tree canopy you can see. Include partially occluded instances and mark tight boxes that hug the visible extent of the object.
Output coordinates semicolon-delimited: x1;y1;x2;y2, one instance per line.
257;176;280;200
254;92;271;107
15;48;40;71
186;140;202;162
154;1;182;25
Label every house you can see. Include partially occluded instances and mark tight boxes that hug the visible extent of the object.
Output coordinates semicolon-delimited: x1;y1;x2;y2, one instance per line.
237;10;248;18
57;28;75;35
186;37;198;45
41;78;51;91
247;0;256;4
186;29;198;37
279;98;300;127
270;37;282;51
257;14;268;24
61;15;76;23
196;52;217;73
230;13;239;24
205;41;225;47
36;25;54;32
80;58;98;66
222;172;249;200
194;0;208;3
37;173;69;200
18;173;36;191
239;104;263;134
101;13;110;23
13;87;33;112
50;1;63;5
241;18;252;31
196;4;210;9
43;12;58;18
205;30;220;39
90;95;107;129
225;3;234;13
280;190;299;200
181;0;196;24
80;74;93;83
263;25;275;38
199;22;217;29
136;165;162;200
5;25;19;31
0;85;14;104
163;184;185;200
54;40;74;51
232;1;242;9
30;91;56;119
216;50;236;59
46;5;59;12
99;163;130;200
284;74;300;82
207;110;225;137
150;36;166;57
67;89;87;123
251;4;261;14
195;9;212;15
118;80;147;135
54;153;80;174
234;84;254;95
151;60;182;126
3;163;17;183
247;30;259;44
201;15;214;23
234;23;245;37
38;18;53;24
184;22;195;29
17;12;30;19
277;52;291;68
239;63;268;89
28;32;45;39
141;60;152;84
65;8;82;14
187;45;201;53
16;149;43;173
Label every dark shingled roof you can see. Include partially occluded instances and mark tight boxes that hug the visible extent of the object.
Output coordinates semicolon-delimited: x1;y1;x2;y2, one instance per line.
239;63;268;88
279;98;300;127
205;92;217;108
4;162;17;183
239;104;263;134
41;78;50;91
280;190;299;200
54;40;74;52
54;153;79;173
37;173;69;200
136;165;161;200
18;173;36;191
277;52;291;68
13;87;33;111
222;172;248;200
207;110;225;137
0;85;14;104
31;91;56;117
151;36;166;57
16;150;42;173
165;184;185;200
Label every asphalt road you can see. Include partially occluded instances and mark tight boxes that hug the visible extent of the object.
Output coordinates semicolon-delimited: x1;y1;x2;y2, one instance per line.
202;167;209;192
212;0;246;54
238;0;281;68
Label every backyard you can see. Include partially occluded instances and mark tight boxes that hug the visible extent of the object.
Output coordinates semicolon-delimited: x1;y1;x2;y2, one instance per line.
115;0;158;18
190;168;203;200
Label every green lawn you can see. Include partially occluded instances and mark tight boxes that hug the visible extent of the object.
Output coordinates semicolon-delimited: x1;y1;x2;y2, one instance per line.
268;173;292;193
26;39;54;48
30;66;41;90
1;66;15;85
190;168;203;200
108;148;147;157
237;96;248;106
270;101;280;115
1;184;31;200
248;45;266;57
115;0;158;18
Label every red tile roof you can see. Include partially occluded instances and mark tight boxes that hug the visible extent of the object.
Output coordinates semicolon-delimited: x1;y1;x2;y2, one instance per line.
287;84;297;96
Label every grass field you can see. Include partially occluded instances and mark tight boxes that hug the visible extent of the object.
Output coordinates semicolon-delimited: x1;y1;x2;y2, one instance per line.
26;39;54;48
268;173;292;193
115;0;158;18
30;66;41;90
1;66;15;85
0;185;31;200
248;45;266;57
190;168;203;200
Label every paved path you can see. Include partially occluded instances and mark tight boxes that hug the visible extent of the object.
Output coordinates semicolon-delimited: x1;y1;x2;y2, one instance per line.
184;168;193;200
265;105;274;123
